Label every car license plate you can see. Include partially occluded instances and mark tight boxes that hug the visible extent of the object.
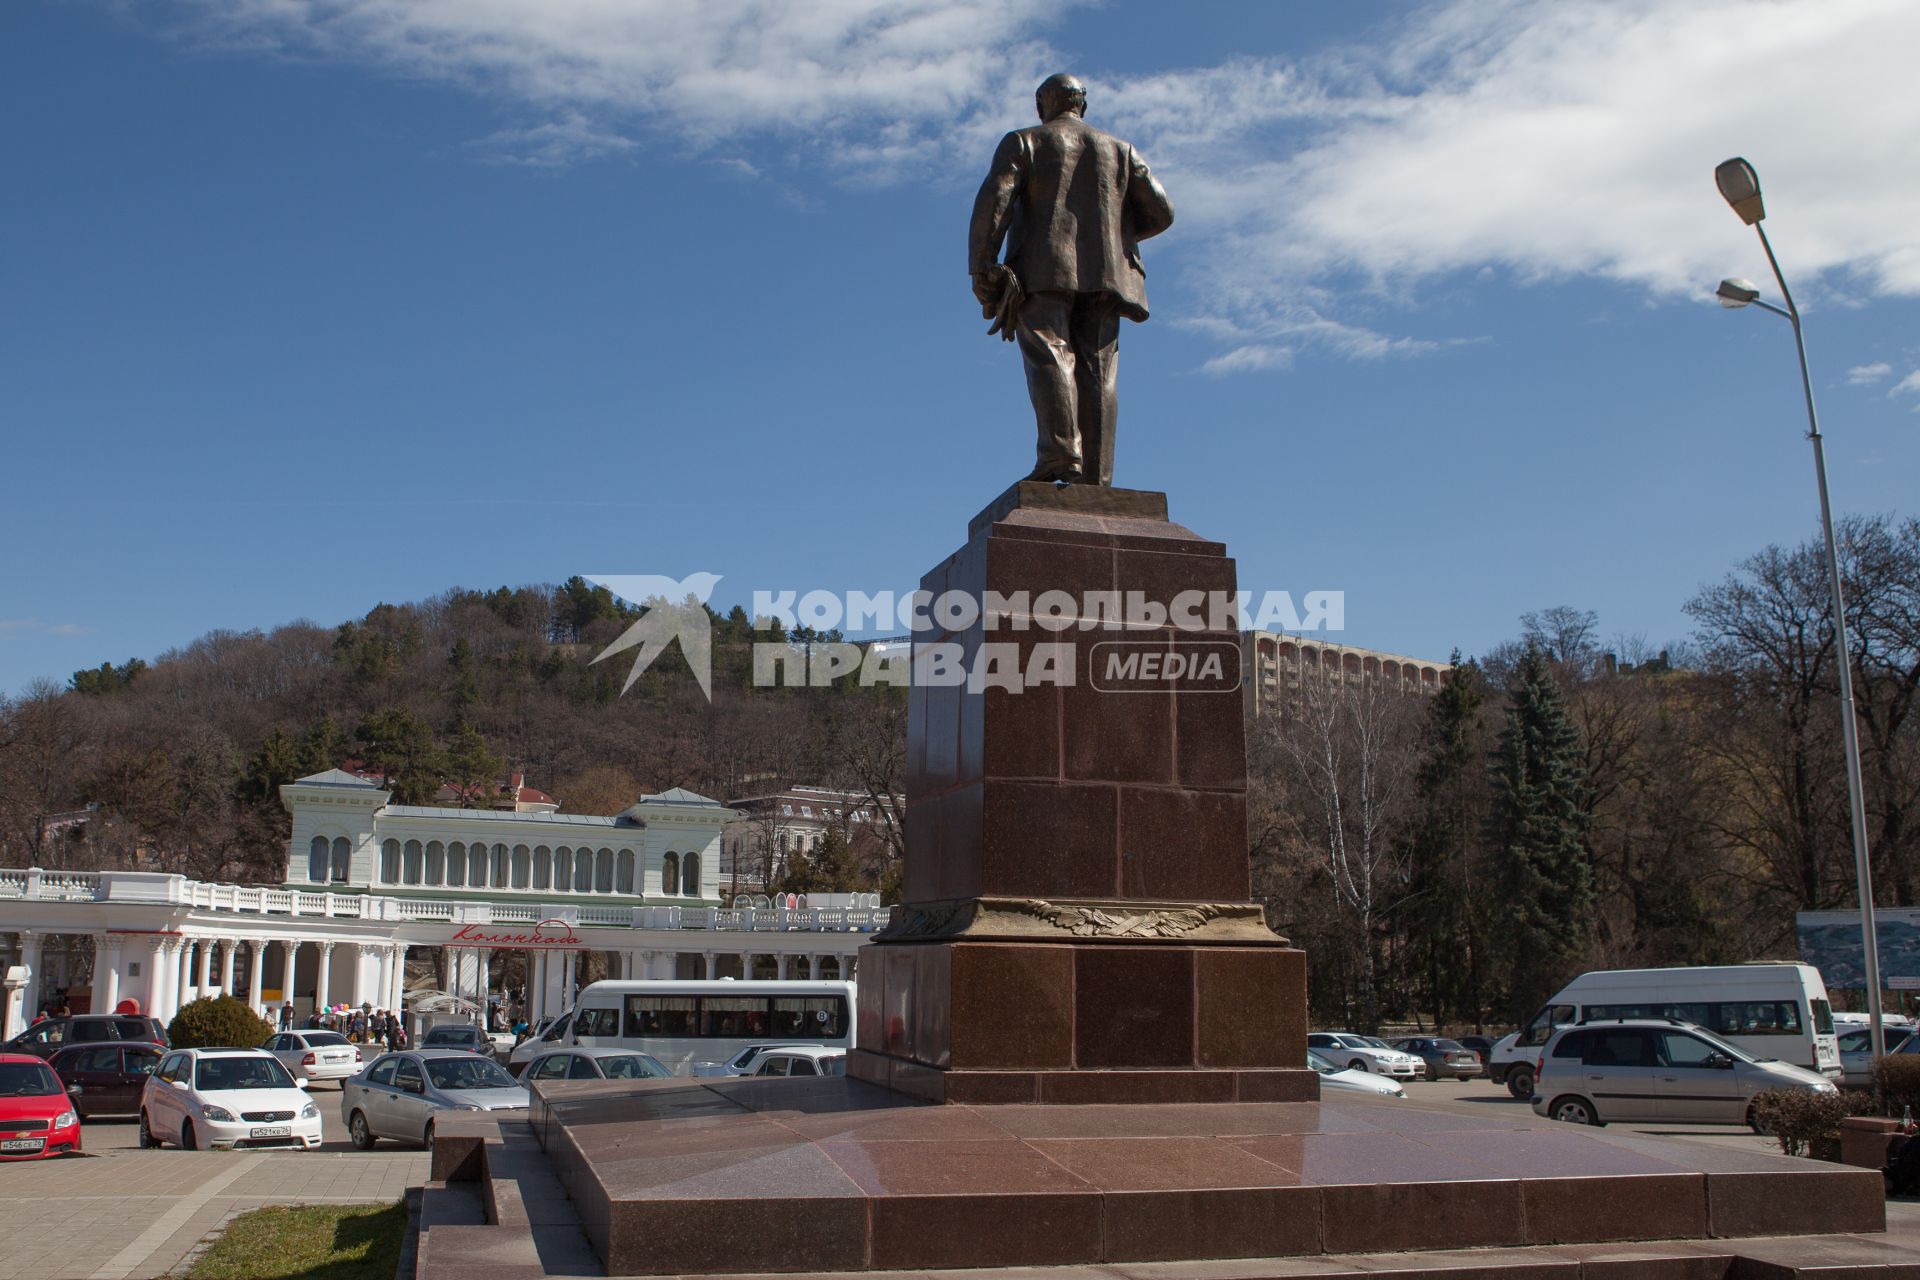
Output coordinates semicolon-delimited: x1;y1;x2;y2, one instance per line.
1;1138;45;1152
249;1126;291;1138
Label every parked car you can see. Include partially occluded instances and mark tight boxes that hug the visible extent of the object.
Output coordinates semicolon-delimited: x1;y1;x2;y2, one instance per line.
1305;1033;1421;1079
139;1047;322;1151
1487;964;1840;1097
1838;1025;1916;1088
264;1031;364;1083
1389;1036;1484;1081
1456;1034;1499;1062
3;1014;170;1059
692;1043;818;1078
1530;1019;1836;1130
0;1054;82;1159
47;1041;165;1117
1308;1049;1404;1098
340;1050;529;1150
745;1046;846;1078
519;1047;672;1084
417;1024;497;1059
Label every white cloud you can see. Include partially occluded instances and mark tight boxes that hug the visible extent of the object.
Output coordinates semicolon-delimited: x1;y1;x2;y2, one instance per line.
151;0;1920;362
0;619;92;639
1848;363;1893;385
1201;344;1294;376
1891;371;1920;397
469;111;635;167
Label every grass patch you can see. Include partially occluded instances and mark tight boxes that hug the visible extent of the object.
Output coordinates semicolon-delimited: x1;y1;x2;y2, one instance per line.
186;1200;406;1280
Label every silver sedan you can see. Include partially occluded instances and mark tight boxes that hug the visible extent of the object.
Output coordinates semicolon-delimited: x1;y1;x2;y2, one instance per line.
518;1047;672;1084
339;1050;529;1149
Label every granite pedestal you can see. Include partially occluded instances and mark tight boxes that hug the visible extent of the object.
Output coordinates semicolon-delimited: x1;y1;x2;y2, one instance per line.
850;482;1316;1105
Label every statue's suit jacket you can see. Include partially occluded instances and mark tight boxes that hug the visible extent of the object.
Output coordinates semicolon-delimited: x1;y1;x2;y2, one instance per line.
969;114;1175;323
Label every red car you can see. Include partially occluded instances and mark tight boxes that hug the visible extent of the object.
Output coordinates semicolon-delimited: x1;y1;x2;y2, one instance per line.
0;1053;82;1159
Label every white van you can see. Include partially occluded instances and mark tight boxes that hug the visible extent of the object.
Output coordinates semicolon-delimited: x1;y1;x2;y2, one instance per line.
1485;964;1839;1098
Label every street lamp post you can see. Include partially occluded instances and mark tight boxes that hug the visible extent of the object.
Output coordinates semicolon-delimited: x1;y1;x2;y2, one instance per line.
1714;157;1886;1061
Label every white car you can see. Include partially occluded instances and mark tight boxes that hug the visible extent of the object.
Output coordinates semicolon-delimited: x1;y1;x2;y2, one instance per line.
139;1047;322;1151
508;1012;572;1070
264;1031;364;1083
1839;1024;1917;1088
1306;1032;1422;1079
1309;1049;1404;1098
692;1043;820;1078
742;1046;846;1078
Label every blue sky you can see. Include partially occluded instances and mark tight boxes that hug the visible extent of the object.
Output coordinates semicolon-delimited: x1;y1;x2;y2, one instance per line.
3;0;1917;693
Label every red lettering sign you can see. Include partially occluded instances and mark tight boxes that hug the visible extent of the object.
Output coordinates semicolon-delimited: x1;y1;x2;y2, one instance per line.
447;919;582;948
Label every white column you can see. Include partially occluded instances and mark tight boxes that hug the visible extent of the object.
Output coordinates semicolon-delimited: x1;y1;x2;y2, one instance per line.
18;931;44;1017
218;941;236;995
247;942;266;1015
351;944;373;1009
807;954;820;979
476;948;492;1012
314;942;334;1012
195;939;214;993
738;951;753;981
527;951;544;1022
392;945;409;1011
776;953;790;980
280;940;301;1016
177;939;196;1007
96;935;121;1013
162;938;186;1022
702;950;716;980
376;946;393;1012
144;939;169;1020
562;951;577;1008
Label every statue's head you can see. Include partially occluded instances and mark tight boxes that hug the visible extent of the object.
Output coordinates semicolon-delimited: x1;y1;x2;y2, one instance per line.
1036;73;1087;122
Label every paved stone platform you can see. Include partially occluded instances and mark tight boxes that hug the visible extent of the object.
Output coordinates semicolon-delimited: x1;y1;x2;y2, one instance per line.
509;1076;1884;1276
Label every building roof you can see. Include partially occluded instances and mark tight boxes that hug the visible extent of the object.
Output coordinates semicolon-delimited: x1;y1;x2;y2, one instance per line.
379;804;638;827
633;787;726;809
289;769;387;790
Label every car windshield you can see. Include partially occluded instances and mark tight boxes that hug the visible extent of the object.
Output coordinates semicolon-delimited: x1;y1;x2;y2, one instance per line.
1307;1050;1339;1074
426;1058;518;1091
1362;1037;1392;1049
196;1056;296;1092
1334;1035;1366;1048
597;1055;669;1080
0;1063;61;1096
303;1033;351;1048
424;1027;478;1045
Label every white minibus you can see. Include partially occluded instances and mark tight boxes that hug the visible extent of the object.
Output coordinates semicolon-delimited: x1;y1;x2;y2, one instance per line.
513;979;856;1077
1487;964;1839;1097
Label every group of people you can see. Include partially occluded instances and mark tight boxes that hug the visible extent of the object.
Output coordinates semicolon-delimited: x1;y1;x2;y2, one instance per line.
277;1000;408;1050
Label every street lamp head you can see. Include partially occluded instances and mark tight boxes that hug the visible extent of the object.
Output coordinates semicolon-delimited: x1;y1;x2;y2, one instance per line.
1717;277;1760;308
1716;157;1766;225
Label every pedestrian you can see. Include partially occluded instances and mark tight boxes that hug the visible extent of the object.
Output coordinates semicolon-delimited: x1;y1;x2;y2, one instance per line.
278;1003;292;1030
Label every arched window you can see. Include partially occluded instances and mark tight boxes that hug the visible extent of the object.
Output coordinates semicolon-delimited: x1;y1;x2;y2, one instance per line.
683;852;701;897
573;848;594;893
553;848;572;893
308;836;329;883
447;842;466;888
403;840;423;885
662;852;680;896
425;841;445;886
330;837;351;882
469;843;488;887
616;849;635;894
511;845;531;889
490;843;508;888
380;839;401;884
594;848;613;893
533;847;552;892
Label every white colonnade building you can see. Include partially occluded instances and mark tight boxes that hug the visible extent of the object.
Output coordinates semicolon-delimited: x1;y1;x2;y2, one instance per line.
0;771;882;1038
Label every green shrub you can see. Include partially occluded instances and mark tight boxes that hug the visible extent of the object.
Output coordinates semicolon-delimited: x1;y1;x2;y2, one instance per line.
168;996;274;1051
1750;1088;1863;1158
1875;1054;1920;1117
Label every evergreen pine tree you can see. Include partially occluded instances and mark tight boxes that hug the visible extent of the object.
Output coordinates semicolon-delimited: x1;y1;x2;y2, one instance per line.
1397;652;1489;1027
1489;645;1595;1023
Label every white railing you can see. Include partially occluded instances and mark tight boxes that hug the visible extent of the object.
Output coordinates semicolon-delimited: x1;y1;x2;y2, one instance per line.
0;867;889;934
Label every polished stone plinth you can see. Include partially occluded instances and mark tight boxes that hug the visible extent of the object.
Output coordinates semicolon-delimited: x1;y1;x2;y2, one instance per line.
860;483;1310;1103
526;1076;1885;1276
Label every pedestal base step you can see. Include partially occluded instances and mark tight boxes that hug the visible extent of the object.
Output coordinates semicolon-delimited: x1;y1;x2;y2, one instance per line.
521;1075;1886;1277
851;1048;1320;1104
